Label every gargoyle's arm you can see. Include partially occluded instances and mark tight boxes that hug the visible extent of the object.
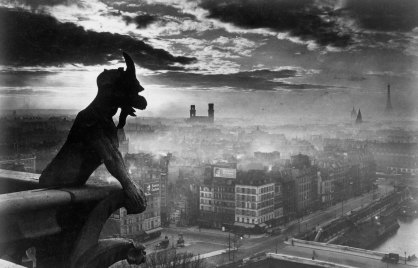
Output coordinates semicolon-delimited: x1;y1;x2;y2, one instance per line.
91;137;146;214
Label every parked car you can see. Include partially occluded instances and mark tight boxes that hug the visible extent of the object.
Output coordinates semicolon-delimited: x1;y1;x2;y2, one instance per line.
382;253;399;264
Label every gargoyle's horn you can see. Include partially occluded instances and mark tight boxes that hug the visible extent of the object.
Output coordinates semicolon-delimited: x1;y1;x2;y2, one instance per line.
123;52;136;76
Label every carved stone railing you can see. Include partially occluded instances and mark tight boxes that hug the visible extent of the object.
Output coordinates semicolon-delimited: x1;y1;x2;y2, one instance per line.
0;169;146;268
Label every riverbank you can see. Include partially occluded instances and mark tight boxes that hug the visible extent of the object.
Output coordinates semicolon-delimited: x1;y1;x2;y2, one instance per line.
373;217;418;257
333;211;400;249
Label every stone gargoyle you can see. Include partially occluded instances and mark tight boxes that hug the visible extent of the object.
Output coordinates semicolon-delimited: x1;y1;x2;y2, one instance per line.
39;52;147;215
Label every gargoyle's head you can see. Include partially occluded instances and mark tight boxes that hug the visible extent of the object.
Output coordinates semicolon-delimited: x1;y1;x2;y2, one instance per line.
96;52;147;128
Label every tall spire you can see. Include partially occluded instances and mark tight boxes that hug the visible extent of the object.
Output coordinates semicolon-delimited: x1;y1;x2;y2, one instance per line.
351;106;357;118
385;84;393;113
355;109;362;124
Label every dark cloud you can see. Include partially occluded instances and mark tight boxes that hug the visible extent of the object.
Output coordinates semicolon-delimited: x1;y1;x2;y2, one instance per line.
123;14;156;29
343;0;418;32
0;8;196;69
143;69;335;91
200;0;351;47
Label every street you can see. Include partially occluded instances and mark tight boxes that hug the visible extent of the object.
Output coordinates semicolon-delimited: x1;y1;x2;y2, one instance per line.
145;184;392;266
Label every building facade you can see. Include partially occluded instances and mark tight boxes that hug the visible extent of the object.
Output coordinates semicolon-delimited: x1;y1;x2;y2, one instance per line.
102;153;170;240
198;164;236;228
235;180;275;227
368;142;417;175
290;154;319;214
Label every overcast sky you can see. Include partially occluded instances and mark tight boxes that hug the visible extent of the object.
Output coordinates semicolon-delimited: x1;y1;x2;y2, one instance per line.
1;0;417;121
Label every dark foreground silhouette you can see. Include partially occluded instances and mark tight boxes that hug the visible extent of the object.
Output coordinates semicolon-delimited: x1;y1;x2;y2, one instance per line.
39;52;147;214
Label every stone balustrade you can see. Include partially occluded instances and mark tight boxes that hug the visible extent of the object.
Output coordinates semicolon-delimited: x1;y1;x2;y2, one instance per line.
0;169;146;268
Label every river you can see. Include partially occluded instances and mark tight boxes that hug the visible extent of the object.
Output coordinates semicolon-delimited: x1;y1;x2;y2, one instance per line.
373;217;418;257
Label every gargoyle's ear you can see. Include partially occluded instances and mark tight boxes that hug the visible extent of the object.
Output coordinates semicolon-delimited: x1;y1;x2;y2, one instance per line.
123;52;136;76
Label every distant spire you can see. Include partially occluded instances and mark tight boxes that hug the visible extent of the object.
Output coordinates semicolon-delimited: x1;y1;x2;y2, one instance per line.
351;106;357;118
385;84;393;113
355;109;363;124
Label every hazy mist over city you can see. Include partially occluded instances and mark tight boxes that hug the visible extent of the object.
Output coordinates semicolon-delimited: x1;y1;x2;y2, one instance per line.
1;1;418;268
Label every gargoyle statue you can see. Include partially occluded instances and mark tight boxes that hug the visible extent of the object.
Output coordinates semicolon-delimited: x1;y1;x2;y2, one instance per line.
39;52;147;214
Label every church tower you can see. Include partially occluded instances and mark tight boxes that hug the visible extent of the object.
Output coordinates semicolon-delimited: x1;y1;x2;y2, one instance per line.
208;103;214;123
190;105;196;118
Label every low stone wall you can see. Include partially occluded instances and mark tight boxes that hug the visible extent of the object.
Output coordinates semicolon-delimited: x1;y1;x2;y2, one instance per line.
266;253;357;268
287;238;394;261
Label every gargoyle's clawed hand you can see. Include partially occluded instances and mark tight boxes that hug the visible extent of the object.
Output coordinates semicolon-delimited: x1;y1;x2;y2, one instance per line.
124;183;147;214
127;241;146;265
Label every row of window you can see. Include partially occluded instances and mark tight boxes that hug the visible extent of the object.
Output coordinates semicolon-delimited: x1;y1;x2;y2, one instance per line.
260;192;274;200
260;185;274;193
236;187;256;194
213;186;234;193
235;200;274;209
200;186;212;192
259;206;274;215
236;201;257;209
259;200;274;208
236;185;274;194
236;209;256;217
236;194;256;202
200;198;212;205
298;182;312;192
200;205;212;211
202;186;268;195
214;193;235;200
214;201;235;207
